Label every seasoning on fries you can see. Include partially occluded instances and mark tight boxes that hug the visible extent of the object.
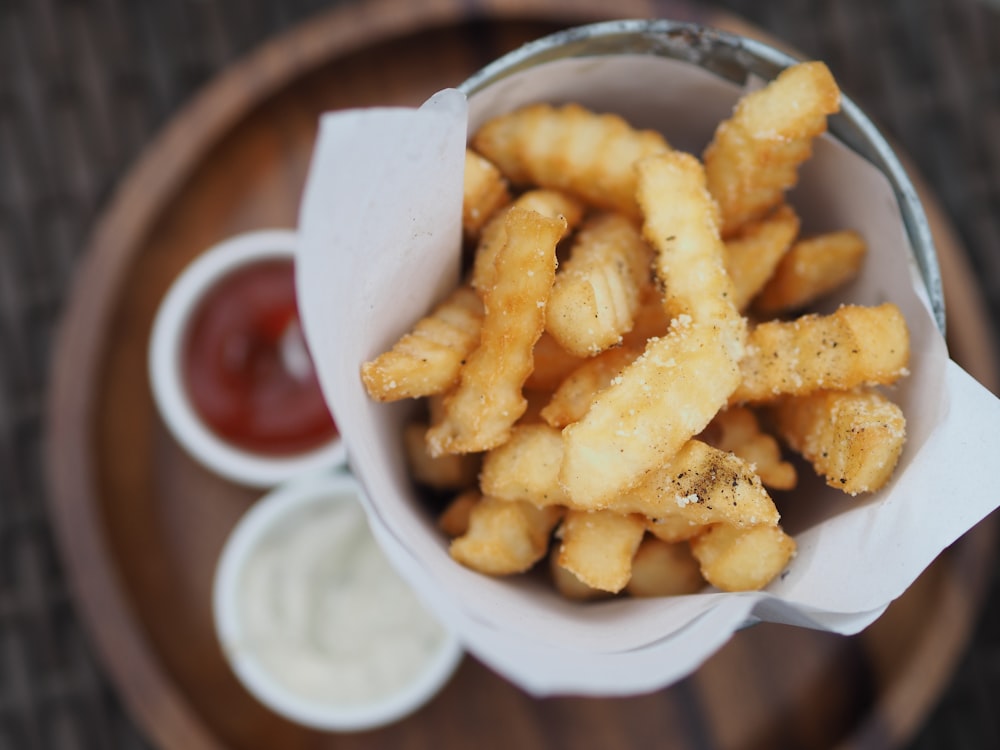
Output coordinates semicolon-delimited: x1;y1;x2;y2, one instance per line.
361;61;911;598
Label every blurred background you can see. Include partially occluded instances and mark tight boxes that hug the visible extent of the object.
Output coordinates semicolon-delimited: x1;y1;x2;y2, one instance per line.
1;0;998;748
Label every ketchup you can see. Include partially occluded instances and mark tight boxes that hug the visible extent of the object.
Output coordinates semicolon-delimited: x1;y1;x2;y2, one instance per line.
182;259;337;455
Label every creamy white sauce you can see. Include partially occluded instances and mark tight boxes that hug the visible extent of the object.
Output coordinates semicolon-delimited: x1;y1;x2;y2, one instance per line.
234;499;447;706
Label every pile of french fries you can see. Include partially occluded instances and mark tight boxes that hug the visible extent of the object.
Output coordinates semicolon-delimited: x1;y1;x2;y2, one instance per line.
361;61;911;601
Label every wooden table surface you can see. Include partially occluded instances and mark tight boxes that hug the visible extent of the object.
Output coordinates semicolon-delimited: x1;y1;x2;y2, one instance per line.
3;1;1000;749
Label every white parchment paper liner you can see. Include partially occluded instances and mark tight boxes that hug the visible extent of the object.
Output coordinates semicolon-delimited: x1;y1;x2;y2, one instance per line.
296;56;1000;695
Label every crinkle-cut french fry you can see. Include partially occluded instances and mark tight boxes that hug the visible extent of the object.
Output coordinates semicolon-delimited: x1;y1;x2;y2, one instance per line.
482;425;775;529
549;548;609;601
689;523;796;592
472;102;672;219
703;407;797;491
540;346;642;429
479;423;568;508
449;493;562;576
515;187;588;224
723;204;801;312
556;510;646;593
637;152;742;330
463;149;511;241
546;212;654;356
731;303;910;405
404;422;481;491
644;515;706;544
770;388;906;495
753;229;867;315
427;208;565;455
704;61;841;237
615;439;780;527
438;489;479;538
524;332;585;392
561;317;745;507
626;536;705;597
361;284;483;401
471;189;584;294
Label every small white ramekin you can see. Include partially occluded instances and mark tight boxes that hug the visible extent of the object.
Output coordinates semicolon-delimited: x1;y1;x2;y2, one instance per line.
212;471;463;731
148;229;346;487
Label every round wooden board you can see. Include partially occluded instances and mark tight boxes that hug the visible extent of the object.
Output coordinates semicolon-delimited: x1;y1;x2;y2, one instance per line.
46;1;1000;749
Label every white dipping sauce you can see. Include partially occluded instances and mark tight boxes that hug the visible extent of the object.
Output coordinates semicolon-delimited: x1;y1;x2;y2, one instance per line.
234;499;448;707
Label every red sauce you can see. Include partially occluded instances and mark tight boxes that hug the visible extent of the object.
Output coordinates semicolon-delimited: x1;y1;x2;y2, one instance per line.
182;259;337;455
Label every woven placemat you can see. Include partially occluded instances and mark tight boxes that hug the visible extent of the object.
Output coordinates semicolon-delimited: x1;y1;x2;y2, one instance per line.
1;0;998;748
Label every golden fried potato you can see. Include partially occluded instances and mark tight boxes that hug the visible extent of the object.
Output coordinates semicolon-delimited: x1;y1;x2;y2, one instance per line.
753;229;867;315
704;61;841;236
556;509;646;593
472;102;671;218
463;149;511;240
427;208;565;455
644;515;706;544
404;422;481;491
771;387;906;495
615;439;779;527
626;536;705;597
548;548;609;601
636;151;741;329
360;284;483;402
484;425;776;527
732;303;910;404
488;430;776;525
689;523;796;592
723;204;801;312
540;346;642;429
546;212;653;356
449;493;562;575
703;407;797;491
471;188;584;294
479;423;568;508
438;489;479;538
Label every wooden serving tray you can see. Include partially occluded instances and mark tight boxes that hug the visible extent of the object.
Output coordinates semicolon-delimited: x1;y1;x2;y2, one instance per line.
46;1;999;748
